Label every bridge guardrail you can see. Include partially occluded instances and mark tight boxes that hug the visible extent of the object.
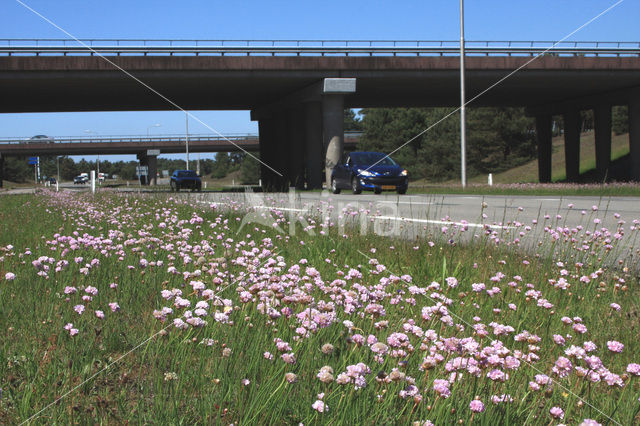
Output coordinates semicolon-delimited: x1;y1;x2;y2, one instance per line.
0;39;638;57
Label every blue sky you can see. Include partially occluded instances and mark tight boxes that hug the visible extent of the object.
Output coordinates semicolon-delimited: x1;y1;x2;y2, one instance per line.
1;0;637;162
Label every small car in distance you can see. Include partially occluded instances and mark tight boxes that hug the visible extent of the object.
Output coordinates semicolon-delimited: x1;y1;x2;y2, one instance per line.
73;175;88;184
331;151;408;195
28;135;54;144
170;170;202;192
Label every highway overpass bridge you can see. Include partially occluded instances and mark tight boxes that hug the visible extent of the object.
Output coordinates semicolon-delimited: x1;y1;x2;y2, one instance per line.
1;39;639;189
0;133;360;186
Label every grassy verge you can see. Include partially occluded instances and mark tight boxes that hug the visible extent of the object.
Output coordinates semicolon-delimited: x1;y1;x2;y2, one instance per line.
0;192;638;424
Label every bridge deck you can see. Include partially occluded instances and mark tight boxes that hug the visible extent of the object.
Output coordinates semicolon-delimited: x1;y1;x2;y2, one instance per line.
0;134;361;156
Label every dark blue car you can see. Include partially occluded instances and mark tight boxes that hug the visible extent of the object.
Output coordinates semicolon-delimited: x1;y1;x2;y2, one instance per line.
331;151;408;195
170;170;202;192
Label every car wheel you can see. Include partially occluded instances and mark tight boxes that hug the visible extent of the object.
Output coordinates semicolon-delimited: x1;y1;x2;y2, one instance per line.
331;178;341;194
397;187;407;195
170;181;176;192
175;184;180;192
351;177;362;195
374;187;382;195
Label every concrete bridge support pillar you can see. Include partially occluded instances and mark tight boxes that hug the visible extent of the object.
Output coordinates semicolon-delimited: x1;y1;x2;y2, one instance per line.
258;118;277;190
0;154;4;188
136;153;157;185
273;111;291;191
287;107;305;189
630;92;640;182
323;95;345;186
563;110;581;182
305;102;323;190
594;104;612;180
536;115;552;183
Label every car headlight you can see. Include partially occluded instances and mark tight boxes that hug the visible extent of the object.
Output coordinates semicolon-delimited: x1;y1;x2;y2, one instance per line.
400;169;408;176
357;169;375;177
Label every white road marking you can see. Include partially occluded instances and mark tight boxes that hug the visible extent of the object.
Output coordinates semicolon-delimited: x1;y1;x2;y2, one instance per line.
372;215;511;230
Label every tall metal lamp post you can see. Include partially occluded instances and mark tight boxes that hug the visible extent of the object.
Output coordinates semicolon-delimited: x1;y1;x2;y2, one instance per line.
460;0;467;189
185;112;190;170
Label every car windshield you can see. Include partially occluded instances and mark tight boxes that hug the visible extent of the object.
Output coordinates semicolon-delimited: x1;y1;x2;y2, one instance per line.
177;171;197;177
350;152;398;166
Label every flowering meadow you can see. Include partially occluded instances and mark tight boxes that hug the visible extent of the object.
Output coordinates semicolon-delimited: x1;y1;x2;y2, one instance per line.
0;190;639;424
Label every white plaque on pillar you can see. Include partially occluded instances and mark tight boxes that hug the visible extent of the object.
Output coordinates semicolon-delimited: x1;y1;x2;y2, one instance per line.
323;78;356;94
147;149;160;156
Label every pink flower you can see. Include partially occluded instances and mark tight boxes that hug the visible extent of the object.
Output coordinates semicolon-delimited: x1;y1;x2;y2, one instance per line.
281;353;296;364
626;363;640;376
469;399;485;413
73;304;85;315
4;272;15;281
95;310;105;319
552;357;572;378
108;302;120;312
433;379;451;398
607;340;624;353
64;323;78;336
553;334;566;346
550;406;564;419
312;400;327;413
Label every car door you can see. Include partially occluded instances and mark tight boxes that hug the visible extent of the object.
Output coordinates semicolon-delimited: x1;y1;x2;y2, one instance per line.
336;155;351;187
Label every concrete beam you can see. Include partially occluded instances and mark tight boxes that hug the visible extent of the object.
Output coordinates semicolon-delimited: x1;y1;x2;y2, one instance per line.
593;104;612;180
251;78;356;121
525;85;640;117
630;90;640;181
536;115;552;183
563;110;581;182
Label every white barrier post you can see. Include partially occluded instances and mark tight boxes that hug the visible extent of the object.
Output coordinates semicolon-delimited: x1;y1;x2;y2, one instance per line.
90;170;96;194
488;173;493;186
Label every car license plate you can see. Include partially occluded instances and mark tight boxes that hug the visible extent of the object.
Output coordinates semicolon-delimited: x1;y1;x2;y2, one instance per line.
381;185;395;190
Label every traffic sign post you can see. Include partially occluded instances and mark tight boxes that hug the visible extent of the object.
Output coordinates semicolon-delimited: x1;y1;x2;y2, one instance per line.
136;165;149;186
29;156;40;184
136;166;149;176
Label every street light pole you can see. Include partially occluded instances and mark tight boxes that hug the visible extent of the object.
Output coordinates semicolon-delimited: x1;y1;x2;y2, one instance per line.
146;123;161;137
460;0;467;189
185;112;190;170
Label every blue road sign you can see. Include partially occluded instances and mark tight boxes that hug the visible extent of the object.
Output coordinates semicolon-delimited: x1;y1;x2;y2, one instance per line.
28;157;38;165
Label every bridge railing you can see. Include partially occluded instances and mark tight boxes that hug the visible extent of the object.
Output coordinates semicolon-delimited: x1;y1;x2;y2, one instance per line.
0;39;638;57
0;133;259;145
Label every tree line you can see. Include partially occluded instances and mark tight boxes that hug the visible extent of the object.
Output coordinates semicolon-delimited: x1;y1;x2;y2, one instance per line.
349;105;629;182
